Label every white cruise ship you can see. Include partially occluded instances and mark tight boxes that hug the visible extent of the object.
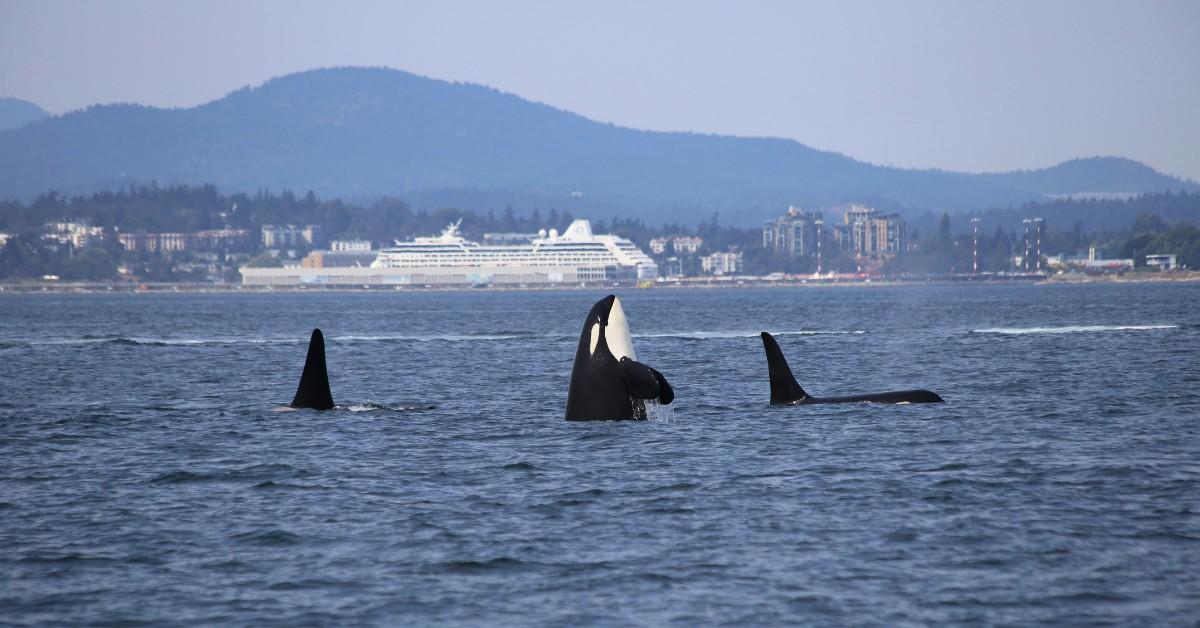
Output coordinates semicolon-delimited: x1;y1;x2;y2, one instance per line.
240;219;658;287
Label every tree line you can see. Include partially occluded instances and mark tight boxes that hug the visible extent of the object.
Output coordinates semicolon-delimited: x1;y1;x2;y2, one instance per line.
1;183;1196;280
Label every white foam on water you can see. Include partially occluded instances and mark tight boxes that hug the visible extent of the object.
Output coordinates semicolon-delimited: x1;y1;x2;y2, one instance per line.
343;402;435;413
331;333;522;342
634;330;866;340
971;324;1178;335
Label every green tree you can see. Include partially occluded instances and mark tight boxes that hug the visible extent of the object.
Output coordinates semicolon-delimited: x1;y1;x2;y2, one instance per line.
245;253;282;268
935;213;952;252
1131;213;1168;235
59;248;117;280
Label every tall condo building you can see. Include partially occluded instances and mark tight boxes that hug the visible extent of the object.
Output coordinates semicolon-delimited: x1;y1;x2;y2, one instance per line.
762;206;823;257
844;205;907;258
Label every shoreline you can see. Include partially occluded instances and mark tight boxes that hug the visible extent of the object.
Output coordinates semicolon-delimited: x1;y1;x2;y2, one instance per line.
1039;271;1200;285
2;272;1196;294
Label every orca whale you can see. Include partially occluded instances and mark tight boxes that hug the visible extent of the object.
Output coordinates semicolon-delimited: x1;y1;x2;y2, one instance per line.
565;295;674;421
290;328;335;410
761;332;943;404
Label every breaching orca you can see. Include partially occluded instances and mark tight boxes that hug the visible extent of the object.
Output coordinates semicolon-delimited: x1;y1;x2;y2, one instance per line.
289;328;335;410
565;295;674;421
761;332;943;404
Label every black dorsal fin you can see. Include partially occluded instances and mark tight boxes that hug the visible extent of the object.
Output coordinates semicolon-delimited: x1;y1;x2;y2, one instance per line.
760;332;808;405
290;329;334;410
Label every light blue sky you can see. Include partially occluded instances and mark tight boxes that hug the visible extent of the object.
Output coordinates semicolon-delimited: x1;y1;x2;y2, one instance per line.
1;0;1197;180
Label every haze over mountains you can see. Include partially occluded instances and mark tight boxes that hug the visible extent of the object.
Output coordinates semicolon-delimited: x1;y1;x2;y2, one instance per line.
0;67;1193;224
0;98;49;133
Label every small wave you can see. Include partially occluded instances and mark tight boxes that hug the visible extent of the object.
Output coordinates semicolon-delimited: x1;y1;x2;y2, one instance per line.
648;482;697;493
20;335;301;347
266;578;363;591
344;402;436;412
20;337;118;346
15;333;526;347
252;480;327;491
634;330;866;340
971;324;1177;335
18;552;114;564
910;462;969;473
433;557;531;574
149;463;301;484
231;529;301;546
149;470;213;484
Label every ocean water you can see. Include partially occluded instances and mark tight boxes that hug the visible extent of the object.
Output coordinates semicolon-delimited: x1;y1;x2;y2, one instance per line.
1;283;1198;625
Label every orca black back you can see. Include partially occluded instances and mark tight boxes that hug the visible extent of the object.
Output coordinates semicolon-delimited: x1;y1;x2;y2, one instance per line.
760;331;943;405
290;328;335;410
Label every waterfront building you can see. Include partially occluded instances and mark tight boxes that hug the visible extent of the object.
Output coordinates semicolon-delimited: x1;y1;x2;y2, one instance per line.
241;219;658;287
649;236;703;255
763;206;822;257
301;248;378;268
157;233;189;253
193;229;251;252
845;205;907;258
659;256;684;278
117;231;187;253
117;229;248;254
44;220;106;248
262;224;322;248
329;239;373;252
1083;258;1135;271
831;224;851;250
672;236;703;254
702;251;744;275
117;232;148;252
301;225;322;247
1145;254;1178;271
1046;247;1134;272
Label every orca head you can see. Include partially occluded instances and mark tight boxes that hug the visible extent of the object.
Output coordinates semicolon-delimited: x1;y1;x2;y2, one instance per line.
566;295;648;421
582;294;637;363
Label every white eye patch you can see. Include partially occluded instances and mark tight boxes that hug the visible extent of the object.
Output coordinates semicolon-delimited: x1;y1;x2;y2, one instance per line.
589;322;601;356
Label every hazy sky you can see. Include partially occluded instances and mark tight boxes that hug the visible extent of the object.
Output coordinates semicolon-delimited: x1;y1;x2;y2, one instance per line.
1;0;1197;180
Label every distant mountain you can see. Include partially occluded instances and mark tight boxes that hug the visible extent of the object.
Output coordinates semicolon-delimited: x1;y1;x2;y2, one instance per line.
0;97;49;132
978;157;1186;198
0;68;1193;224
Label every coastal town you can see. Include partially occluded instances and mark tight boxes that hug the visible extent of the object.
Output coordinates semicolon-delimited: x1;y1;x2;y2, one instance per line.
0;191;1193;290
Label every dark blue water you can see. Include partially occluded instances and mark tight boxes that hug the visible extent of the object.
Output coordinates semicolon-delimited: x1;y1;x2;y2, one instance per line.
2;284;1198;625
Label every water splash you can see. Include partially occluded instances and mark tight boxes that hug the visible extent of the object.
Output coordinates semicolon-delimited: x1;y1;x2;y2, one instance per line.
344;402;436;413
646;400;676;423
